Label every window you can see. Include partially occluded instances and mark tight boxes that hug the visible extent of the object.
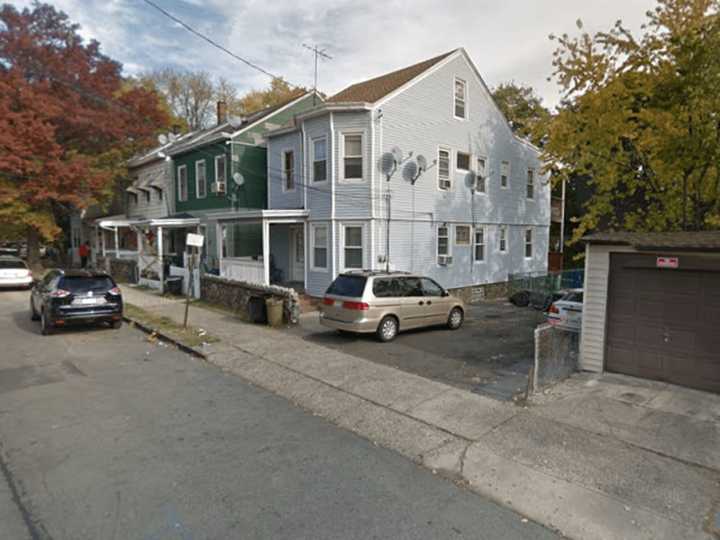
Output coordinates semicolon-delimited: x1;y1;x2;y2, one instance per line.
342;134;363;180
437;225;451;264
456;151;470;171
455;225;470;245
476;157;487;193
311;224;328;270
312;138;327;182
421;278;444;297
215;155;226;193
158;189;163;201
474;227;485;262
500;161;510;188
438;148;451;190
373;278;402;298
327;274;366;297
454;78;466;119
196;160;207;199
401;277;424;297
343;225;364;269
525;228;533;258
526;169;535;199
177;165;188;202
282;150;295;191
498;226;507;253
145;190;151;204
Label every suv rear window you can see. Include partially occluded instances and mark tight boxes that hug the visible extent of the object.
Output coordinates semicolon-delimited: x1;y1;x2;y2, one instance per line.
59;276;115;293
326;275;367;298
0;260;27;269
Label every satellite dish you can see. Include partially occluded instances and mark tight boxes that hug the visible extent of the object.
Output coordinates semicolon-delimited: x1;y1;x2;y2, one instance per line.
232;172;245;186
168;133;178;142
416;155;427;173
157;133;168;145
391;146;403;165
228;116;244;129
380;153;396;176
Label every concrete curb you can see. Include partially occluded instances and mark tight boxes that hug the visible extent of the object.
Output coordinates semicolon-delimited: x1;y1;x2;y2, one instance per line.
123;315;208;360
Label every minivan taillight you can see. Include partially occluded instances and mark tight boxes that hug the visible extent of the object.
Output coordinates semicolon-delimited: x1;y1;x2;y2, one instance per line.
548;304;559;314
49;289;71;298
342;301;369;311
108;287;121;295
322;297;334;305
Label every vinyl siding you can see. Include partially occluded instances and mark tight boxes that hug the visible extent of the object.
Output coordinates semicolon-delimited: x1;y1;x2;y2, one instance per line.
127;159;171;219
267;131;303;210
333;112;372;219
304;115;333;220
579;243;636;372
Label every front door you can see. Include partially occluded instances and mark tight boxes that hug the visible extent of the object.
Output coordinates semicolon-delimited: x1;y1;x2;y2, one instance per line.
289;226;304;283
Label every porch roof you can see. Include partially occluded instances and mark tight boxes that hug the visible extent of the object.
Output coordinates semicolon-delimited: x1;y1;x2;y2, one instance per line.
96;214;136;229
208;209;310;223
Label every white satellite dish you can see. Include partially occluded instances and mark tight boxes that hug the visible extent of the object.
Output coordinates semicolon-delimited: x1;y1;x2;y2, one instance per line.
168;133;178;142
416;155;427;173
391;146;403;165
228;116;244;129
232;172;245;186
157;133;168;145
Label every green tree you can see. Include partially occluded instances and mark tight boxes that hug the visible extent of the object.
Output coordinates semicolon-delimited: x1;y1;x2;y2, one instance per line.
545;0;720;242
237;78;306;115
492;82;551;147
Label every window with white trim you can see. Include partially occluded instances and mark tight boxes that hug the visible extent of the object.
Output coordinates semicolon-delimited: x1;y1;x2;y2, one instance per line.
474;227;485;262
500;161;510;188
476;157;487;193
455;225;470;245
456;151;470;171
437;225;451;263
195;160;207;198
343;225;364;269
454;78;466;119
282;150;295;191
177;165;188;202
311;224;328;270
215;155;226;193
526;168;535;199
438;148;451;190
525;228;533;258
498;226;507;252
342;133;363;180
312;137;327;182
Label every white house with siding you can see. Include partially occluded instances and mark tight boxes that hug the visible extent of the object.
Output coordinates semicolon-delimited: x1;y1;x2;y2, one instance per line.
261;48;549;298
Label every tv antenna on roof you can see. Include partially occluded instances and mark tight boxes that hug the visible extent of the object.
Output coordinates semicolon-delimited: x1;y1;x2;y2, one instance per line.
302;44;332;106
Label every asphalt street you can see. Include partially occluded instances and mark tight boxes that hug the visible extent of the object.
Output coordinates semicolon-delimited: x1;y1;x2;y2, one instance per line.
0;289;560;540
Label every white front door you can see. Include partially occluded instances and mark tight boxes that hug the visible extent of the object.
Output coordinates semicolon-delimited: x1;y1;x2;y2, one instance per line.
289;226;304;282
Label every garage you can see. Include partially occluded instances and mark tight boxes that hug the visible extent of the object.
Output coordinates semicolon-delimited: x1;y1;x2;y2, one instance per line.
579;232;720;394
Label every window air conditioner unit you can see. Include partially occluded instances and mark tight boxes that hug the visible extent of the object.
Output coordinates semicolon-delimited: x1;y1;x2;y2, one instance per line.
439;179;451;190
211;182;226;194
437;255;453;266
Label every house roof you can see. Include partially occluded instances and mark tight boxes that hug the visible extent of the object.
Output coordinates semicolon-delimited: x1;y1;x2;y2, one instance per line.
328;50;458;104
583;231;720;252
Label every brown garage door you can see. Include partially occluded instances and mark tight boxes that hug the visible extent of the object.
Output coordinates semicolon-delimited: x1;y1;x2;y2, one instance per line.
605;253;720;393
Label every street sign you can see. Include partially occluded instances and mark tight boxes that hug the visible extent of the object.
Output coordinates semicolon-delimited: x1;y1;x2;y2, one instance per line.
186;233;204;247
656;256;679;269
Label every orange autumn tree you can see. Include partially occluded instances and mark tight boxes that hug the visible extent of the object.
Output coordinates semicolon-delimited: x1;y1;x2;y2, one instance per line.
0;2;170;262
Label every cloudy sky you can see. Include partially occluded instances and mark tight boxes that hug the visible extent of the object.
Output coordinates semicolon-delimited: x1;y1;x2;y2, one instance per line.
14;0;656;108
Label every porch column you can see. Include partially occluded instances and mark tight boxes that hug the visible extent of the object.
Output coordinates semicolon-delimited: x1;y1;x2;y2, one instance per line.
113;227;119;257
262;220;270;285
101;228;106;257
157;226;164;291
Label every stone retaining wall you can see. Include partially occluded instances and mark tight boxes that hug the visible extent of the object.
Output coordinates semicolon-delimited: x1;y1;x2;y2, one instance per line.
533;323;579;392
449;280;510;304
200;275;300;325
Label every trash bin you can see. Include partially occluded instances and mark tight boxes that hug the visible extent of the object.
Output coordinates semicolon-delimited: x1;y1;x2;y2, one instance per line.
165;276;183;296
265;297;284;327
248;295;267;324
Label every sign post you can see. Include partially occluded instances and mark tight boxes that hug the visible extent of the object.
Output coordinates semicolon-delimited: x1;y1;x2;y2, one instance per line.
183;233;205;329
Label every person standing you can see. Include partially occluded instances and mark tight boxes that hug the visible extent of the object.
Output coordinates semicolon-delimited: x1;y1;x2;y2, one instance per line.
79;241;90;268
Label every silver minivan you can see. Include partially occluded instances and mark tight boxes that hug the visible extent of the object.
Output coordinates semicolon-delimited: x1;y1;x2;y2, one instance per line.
319;271;465;342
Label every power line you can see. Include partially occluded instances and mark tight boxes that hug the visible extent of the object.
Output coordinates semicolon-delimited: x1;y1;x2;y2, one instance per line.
141;0;300;88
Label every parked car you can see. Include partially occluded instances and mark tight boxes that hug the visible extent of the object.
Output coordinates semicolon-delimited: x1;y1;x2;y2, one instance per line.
30;269;123;335
320;271;465;342
0;256;33;289
547;289;584;331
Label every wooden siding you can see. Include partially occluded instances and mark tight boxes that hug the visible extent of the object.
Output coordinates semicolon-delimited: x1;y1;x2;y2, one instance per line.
127;159;171;219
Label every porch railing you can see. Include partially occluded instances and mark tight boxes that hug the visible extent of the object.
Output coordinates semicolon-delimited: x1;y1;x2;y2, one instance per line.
220;257;265;284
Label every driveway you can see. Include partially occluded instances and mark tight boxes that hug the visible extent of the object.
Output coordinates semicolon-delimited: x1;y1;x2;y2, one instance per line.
287;300;546;401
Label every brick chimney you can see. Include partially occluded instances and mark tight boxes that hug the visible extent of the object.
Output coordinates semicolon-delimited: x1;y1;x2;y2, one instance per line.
216;100;227;125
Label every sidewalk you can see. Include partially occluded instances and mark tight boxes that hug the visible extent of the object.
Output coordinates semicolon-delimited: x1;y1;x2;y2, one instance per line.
122;287;719;540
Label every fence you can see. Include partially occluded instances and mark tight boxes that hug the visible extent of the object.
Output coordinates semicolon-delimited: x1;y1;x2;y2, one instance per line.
508;268;584;297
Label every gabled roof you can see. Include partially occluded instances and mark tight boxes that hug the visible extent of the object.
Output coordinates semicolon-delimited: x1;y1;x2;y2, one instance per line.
584;231;720;251
127;130;198;169
328;50;457;104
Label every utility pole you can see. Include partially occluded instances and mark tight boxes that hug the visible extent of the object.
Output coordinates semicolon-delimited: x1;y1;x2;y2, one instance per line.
302;44;332;106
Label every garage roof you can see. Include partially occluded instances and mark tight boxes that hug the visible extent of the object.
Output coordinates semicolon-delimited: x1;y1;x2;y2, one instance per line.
584;231;720;251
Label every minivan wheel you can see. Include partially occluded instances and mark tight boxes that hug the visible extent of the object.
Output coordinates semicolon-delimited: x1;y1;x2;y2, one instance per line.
40;310;53;336
376;316;398;343
447;307;464;330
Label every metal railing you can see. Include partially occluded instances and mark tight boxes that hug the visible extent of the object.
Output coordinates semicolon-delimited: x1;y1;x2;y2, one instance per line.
508;269;584;297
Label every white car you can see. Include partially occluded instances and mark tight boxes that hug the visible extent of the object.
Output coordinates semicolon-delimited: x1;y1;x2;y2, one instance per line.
0;256;33;289
547;289;583;331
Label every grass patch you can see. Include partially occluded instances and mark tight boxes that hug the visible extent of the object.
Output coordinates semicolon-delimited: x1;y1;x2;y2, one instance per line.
124;303;220;348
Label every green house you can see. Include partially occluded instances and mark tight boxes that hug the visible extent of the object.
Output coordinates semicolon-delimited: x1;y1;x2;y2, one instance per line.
166;91;320;270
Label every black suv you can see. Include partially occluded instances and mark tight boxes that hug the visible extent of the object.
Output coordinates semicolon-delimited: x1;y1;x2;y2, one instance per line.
30;269;123;335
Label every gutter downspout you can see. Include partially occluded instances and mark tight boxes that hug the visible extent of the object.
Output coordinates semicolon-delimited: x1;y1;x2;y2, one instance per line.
330;112;336;279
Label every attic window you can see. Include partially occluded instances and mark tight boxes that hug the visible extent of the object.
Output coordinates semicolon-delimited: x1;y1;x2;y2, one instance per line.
454;78;466;119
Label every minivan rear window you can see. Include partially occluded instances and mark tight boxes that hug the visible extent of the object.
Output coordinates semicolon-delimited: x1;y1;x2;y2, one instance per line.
326;275;367;298
59;276;115;293
0;260;27;269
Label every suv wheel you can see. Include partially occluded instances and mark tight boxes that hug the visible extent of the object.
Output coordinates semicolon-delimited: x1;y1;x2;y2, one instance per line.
111;320;122;330
447;307;464;330
376;316;398;343
40;310;54;336
30;298;39;321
